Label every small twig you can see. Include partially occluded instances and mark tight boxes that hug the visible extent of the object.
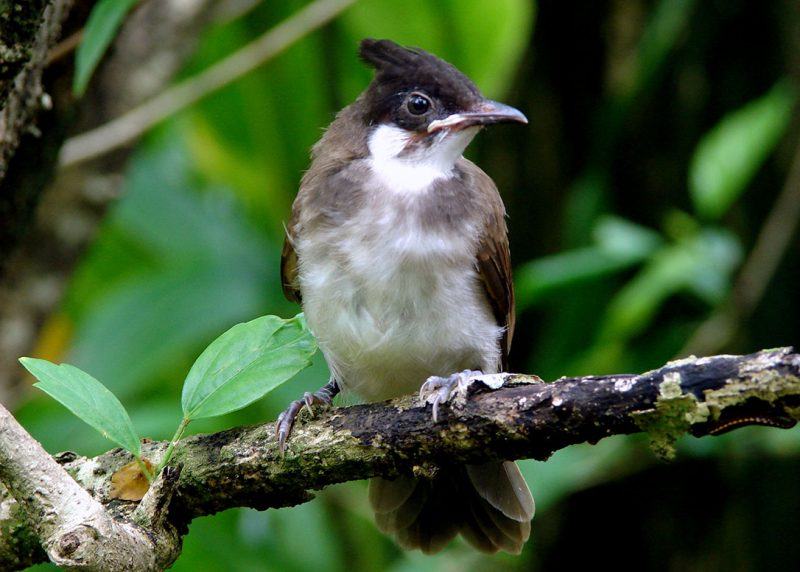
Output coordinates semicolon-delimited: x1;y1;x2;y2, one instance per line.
135;456;155;483
681;134;800;356
58;0;358;167
46;28;83;65
212;0;263;24
156;417;191;474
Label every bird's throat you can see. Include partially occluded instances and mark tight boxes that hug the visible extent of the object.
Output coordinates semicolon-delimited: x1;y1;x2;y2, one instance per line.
366;124;479;195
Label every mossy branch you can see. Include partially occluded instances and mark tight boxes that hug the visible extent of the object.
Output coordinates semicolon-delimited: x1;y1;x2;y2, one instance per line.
1;348;799;569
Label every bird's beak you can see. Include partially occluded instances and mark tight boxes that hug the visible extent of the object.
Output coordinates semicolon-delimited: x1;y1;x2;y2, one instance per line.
428;100;528;133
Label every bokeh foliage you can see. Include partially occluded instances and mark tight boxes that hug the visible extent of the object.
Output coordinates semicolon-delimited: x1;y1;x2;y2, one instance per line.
16;0;800;569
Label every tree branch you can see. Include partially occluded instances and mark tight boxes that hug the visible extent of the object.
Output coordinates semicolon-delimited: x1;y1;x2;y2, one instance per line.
0;401;181;570
1;348;799;569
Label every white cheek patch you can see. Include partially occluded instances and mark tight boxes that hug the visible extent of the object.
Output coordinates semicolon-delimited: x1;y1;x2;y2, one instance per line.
367;124;479;195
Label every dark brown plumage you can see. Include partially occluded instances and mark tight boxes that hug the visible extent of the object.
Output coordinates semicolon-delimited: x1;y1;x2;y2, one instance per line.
370;461;533;554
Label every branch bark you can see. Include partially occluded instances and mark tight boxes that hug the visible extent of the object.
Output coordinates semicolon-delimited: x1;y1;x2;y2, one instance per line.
1;348;799;569
0;0;72;255
0;402;181;570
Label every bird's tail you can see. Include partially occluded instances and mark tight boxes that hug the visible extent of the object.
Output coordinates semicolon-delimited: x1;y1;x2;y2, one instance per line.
368;461;534;554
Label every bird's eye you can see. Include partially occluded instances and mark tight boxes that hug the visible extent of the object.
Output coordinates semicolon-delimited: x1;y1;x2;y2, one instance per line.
407;94;431;115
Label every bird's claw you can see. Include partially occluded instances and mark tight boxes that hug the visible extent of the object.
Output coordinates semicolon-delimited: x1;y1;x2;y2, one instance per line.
303;391;327;416
275;401;302;455
419;369;483;422
275;387;336;454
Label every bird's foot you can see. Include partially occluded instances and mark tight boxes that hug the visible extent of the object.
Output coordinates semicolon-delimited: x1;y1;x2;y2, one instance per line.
276;379;339;454
419;369;489;422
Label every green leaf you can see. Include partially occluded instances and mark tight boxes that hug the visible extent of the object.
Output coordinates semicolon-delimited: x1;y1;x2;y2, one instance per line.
515;216;663;309
690;79;796;220
626;0;697;100
597;228;741;342
73;0;139;96
181;314;317;420
20;357;141;456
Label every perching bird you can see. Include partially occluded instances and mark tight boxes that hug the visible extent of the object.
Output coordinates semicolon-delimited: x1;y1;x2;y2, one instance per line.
277;38;534;554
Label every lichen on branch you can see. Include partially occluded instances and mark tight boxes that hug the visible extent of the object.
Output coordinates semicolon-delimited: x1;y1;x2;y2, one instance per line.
1;348;798;570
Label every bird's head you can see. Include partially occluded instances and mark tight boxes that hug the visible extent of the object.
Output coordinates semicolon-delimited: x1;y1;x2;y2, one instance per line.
358;38;527;174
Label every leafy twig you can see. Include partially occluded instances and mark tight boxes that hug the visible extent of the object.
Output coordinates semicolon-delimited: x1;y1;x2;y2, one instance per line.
156;418;190;474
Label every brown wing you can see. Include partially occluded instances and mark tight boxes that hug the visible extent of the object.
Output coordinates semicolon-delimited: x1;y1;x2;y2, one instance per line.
281;157;360;305
280;161;355;305
280;224;302;304
468;162;515;371
280;97;371;305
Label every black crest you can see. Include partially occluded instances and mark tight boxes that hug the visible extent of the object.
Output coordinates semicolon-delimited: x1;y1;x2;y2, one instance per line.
358;39;482;125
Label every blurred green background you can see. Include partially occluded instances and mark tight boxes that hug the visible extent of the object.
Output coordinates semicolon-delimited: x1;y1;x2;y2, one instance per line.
14;0;800;569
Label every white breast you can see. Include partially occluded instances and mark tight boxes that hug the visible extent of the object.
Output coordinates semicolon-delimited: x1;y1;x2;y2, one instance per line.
297;177;502;401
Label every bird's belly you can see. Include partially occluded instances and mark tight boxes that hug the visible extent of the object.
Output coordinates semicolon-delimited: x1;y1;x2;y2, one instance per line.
298;229;502;401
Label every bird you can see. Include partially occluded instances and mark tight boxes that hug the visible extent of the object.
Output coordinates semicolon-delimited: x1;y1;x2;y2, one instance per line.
276;38;534;555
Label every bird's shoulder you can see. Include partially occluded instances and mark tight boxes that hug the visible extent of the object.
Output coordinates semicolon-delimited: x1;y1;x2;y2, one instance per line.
454;158;507;223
